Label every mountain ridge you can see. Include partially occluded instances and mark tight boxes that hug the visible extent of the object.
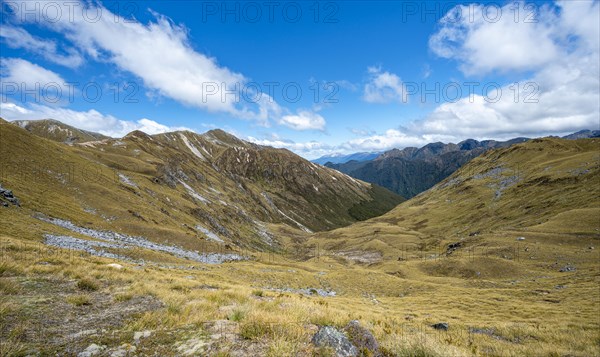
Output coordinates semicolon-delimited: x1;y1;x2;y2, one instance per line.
312;151;382;165
11;118;109;144
325;132;597;198
1;118;404;252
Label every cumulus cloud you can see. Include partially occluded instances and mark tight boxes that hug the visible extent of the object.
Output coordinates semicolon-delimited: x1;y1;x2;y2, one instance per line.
278;110;326;131
0;26;83;67
0;58;71;105
341;129;429;151
429;2;561;75
33;2;246;115
5;0;323;130
1;58;65;88
362;66;408;104
421;0;599;139
247;136;333;159
0;101;188;137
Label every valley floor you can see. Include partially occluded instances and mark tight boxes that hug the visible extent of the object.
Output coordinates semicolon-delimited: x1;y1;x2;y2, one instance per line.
1;222;598;356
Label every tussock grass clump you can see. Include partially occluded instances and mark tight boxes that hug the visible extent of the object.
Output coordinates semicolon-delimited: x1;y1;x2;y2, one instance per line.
67;294;91;306
114;292;134;302
76;278;100;291
381;332;468;357
239;319;272;340
0;262;22;277
266;337;301;357
0;279;21;295
0;335;26;357
170;284;191;293
228;308;246;322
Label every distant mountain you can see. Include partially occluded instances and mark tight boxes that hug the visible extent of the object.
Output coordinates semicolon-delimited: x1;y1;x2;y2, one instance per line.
11;119;109;144
326;138;530;198
315;135;600;257
326;130;598;199
561;130;600;140
312;151;381;165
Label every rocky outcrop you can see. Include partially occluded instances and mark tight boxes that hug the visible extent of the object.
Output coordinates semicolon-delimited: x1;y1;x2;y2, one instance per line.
431;322;449;331
312;326;357;357
345;320;381;356
312;321;382;357
0;183;20;207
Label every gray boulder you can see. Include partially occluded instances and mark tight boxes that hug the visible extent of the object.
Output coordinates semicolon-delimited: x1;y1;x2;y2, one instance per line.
559;264;576;272
312;326;358;357
6;197;20;206
0;184;20;206
431;322;449;331
345;320;381;356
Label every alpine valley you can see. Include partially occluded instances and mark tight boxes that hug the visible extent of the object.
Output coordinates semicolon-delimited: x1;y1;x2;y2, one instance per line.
1;118;598;356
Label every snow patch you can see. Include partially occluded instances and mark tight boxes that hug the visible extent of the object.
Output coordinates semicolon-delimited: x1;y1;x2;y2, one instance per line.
118;173;137;187
196;225;223;243
254;221;274;246
179;180;210;204
180;133;206;161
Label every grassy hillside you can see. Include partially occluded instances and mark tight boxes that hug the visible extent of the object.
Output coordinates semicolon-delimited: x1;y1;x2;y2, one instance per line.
11;119;109;144
0;119;402;252
1;123;598;356
315;137;599;249
307;137;600;356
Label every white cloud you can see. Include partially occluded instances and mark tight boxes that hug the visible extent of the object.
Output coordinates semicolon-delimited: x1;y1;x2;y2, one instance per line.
52;4;245;115
423;0;599;138
1;102;30;115
1;58;65;88
429;2;561;75
363;67;408;104
0;58;71;105
342;129;430;151
422;64;432;79
6;1;319;130
247;136;333;159
278;110;326;131
362;66;408;104
0;101;187;137
0;26;83;67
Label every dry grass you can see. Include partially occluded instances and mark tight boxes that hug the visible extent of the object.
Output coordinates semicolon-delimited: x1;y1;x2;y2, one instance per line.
1;235;597;356
66;294;92;306
1;123;598;356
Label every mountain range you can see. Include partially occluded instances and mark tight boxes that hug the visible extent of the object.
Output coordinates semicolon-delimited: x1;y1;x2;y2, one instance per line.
1;118;403;252
1;118;598;356
324;131;599;198
312;151;382;165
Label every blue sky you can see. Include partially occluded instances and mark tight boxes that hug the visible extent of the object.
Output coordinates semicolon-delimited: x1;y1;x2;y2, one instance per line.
1;0;598;159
